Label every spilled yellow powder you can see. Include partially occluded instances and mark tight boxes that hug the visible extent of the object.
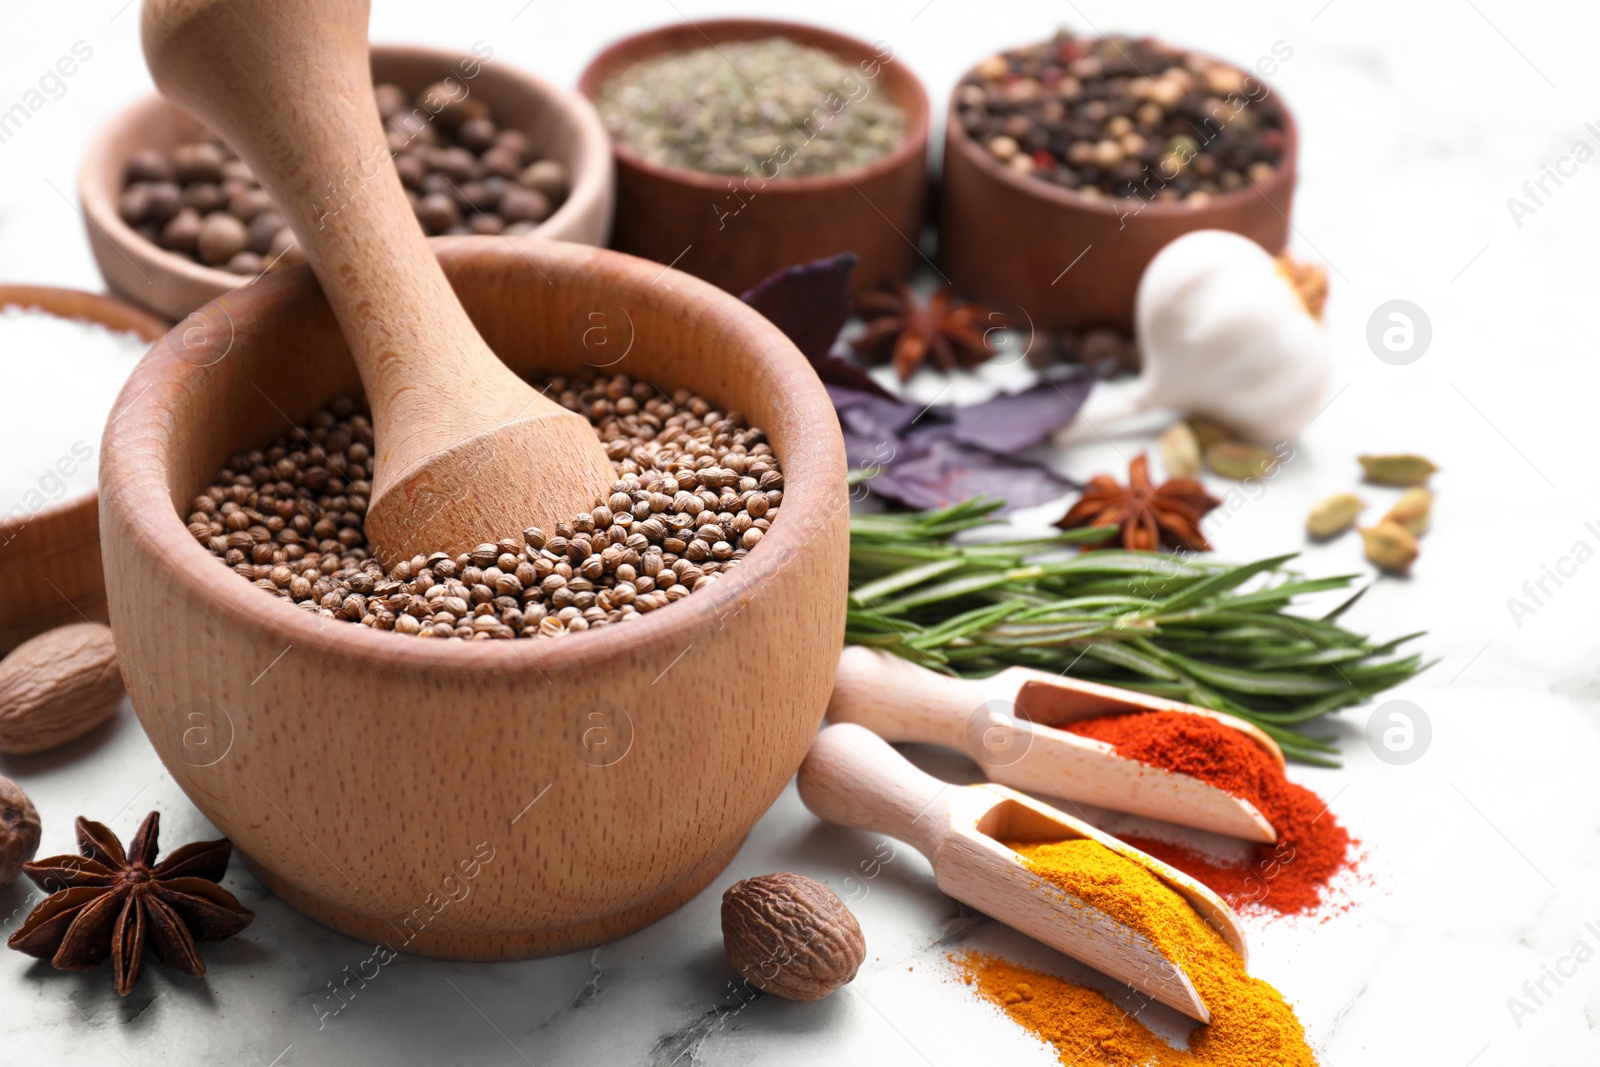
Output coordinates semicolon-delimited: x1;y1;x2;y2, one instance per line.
958;838;1316;1067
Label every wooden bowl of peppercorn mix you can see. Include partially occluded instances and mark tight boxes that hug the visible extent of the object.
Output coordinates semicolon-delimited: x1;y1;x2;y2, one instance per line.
578;19;930;298
80;43;615;321
97;237;848;959
940;32;1298;331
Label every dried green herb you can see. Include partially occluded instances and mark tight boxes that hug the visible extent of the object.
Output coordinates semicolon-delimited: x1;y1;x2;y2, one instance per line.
597;37;905;178
847;498;1428;764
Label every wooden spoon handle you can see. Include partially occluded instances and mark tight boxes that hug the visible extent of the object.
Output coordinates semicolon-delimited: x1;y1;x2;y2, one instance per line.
796;724;955;861
140;0;556;453
827;646;1005;749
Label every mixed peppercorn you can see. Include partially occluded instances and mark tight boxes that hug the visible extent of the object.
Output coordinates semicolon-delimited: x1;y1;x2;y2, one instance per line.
955;30;1288;202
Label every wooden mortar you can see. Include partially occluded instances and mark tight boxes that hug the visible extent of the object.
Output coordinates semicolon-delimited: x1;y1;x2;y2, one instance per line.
99;239;848;957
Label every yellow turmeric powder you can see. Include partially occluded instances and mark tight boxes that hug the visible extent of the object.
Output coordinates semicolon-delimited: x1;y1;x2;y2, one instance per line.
958;838;1316;1067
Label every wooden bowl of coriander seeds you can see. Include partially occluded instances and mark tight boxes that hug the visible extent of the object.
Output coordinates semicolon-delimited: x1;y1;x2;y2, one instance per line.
940;32;1298;331
579;19;930;297
98;238;848;959
80;44;614;320
0;285;166;654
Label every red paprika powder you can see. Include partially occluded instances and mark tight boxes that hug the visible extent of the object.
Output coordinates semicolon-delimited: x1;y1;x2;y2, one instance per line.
1065;711;1354;916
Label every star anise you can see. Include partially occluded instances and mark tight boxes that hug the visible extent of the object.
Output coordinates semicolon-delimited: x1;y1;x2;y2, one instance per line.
850;283;997;381
1056;454;1221;552
7;812;253;996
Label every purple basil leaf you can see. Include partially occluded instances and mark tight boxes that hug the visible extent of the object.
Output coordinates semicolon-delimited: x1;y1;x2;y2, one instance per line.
740;254;858;362
842;429;924;474
813;349;898;399
946;375;1093;454
866;438;1074;512
828;385;936;440
740;255;896;400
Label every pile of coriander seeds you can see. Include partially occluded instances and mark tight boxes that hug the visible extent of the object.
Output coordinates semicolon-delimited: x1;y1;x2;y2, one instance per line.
187;374;780;639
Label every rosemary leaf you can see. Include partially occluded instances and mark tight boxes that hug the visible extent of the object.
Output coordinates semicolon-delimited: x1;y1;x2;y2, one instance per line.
845;499;1427;764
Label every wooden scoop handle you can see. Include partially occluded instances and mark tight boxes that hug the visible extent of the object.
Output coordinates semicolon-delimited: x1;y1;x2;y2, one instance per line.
797;723;956;860
829;646;1008;750
832;646;1285;769
829;648;1279;843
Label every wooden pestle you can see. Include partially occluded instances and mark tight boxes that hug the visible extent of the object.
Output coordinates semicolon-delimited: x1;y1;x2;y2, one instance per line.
141;0;616;565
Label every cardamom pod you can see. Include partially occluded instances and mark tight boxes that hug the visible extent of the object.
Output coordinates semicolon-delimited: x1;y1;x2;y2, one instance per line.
1361;522;1419;574
1206;441;1278;481
1159;421;1202;479
1186;416;1236;451
1383;487;1433;537
1358;453;1437;487
1306;493;1363;540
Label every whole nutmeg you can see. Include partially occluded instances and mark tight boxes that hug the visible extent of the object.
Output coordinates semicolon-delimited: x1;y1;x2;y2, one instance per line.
457;116;498;153
161;207;203;254
266;227;305;269
118;183;152;224
228;187;276;222
180;180;226;214
420;80;490;130
721;872;865;1001
518;159;568;200
480;145;524;179
499;186;551;225
0;776;41;886
226;250;264;276
414;192;460;233
124;147;172;184
247;210;285;254
394;151;429;190
493;129;533;159
144;181;184;225
197;212;248;266
172;141;226;184
0;622;125;755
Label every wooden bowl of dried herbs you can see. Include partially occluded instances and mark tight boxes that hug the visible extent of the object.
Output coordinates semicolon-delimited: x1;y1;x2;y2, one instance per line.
940;30;1299;331
579;19;930;297
97;239;848;959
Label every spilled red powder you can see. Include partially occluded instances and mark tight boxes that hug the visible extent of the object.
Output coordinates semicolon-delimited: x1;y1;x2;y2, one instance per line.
1064;711;1354;916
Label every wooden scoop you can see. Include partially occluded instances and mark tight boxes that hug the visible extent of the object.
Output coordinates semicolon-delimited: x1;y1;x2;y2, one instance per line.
141;0;616;565
829;647;1282;843
798;723;1247;1022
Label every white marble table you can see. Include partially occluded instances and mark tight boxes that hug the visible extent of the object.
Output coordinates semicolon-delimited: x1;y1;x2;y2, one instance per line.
3;1;1599;1063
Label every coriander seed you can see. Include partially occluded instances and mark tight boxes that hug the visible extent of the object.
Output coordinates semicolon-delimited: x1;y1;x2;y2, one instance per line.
190;373;780;639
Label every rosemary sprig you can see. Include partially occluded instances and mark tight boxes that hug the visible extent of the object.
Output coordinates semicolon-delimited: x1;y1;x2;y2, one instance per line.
847;498;1430;765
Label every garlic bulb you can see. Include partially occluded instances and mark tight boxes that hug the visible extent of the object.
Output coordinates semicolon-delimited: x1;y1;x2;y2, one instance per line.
1055;230;1333;446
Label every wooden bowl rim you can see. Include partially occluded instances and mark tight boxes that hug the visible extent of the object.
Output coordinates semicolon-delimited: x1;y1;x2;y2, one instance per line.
79;42;615;301
943;41;1298;220
102;238;846;674
577;17;931;196
0;284;167;536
